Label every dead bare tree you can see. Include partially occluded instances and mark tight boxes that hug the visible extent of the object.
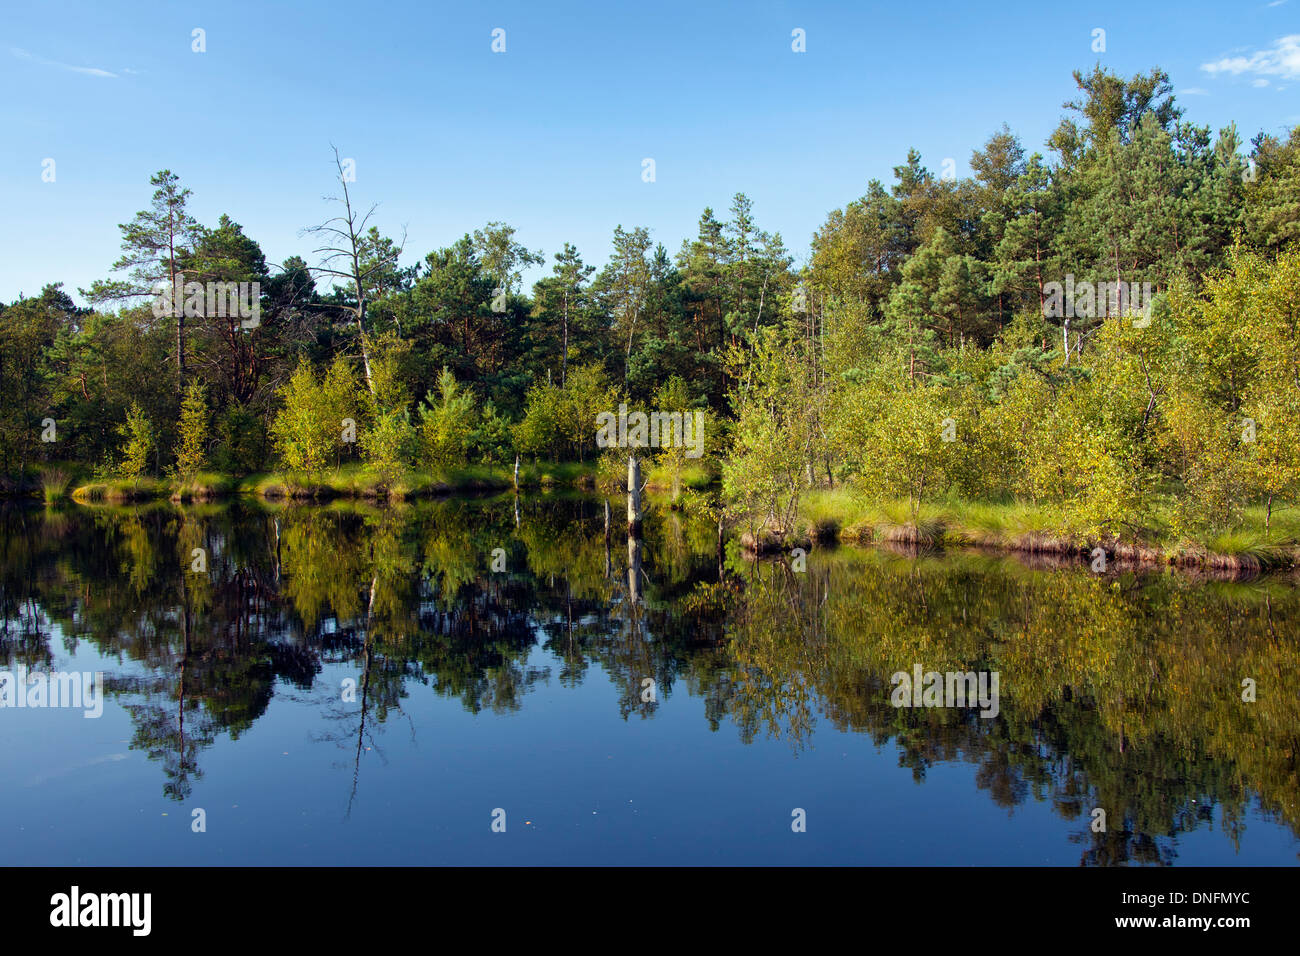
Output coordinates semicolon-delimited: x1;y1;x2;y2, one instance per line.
301;146;405;395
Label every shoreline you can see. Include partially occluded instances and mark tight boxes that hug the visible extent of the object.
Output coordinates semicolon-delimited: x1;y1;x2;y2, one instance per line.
2;459;714;505
742;525;1300;574
740;491;1300;575
10;470;1299;576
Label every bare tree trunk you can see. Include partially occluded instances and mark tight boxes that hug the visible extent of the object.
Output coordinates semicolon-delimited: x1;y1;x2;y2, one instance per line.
628;534;642;605
175;293;186;392
627;456;642;533
305;147;404;398
1034;234;1045;318
166;221;187;393
355;302;373;394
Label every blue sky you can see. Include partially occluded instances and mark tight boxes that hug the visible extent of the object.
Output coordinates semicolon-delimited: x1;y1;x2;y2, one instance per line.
2;0;1297;303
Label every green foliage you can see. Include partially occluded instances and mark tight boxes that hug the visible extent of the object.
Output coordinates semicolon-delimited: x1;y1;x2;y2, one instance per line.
854;373;957;523
173;381;208;481
732;240;1300;547
563;363;618;463
470;401;513;464
365;331;413;413
513;363;619;462
117;402;155;483
271;358;360;476
513;383;566;460
361;409;417;484
9;70;1300;560
651;375;705;502
722;327;820;539
1244;126;1300;253
359;333;418;481
212;404;268;477
0;286;63;474
418;367;476;468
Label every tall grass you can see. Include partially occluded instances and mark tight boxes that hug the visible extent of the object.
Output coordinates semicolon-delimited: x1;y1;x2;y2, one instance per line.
70;476;169;502
242;461;601;501
38;466;72;503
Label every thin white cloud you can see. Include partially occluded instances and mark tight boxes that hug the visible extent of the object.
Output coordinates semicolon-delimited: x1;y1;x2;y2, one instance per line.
10;46;117;78
1202;34;1300;81
1180;87;1210;95
1267;1;1288;8
1254;77;1272;86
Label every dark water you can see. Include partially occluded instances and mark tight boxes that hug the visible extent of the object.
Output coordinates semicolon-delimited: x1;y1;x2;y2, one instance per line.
2;496;1297;865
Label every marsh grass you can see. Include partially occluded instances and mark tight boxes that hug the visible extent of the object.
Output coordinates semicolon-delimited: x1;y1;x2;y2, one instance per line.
71;476;169;502
797;489;1300;569
241;462;600;500
38;466;73;503
170;471;239;502
67;461;606;503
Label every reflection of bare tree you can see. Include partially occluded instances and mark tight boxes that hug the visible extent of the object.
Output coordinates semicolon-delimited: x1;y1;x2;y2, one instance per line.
627;534;642;606
308;636;408;819
346;578;382;816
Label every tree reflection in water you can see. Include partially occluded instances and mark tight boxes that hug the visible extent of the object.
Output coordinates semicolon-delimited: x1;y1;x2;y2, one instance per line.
2;496;1296;864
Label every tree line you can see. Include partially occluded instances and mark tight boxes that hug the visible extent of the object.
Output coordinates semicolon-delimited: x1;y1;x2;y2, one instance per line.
3;64;1299;543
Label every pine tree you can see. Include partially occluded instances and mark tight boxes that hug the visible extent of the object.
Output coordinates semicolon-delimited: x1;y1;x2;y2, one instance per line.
82;170;202;392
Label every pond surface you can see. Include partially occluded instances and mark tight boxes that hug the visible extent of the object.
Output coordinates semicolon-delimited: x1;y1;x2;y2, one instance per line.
2;496;1297;865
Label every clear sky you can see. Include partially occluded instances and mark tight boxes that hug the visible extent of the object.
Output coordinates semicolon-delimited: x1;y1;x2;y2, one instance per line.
2;0;1297;303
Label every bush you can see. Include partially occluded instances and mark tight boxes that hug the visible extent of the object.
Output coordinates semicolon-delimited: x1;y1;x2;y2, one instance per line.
173;381;208;482
470;400;513;464
212;404;269;477
418;367;476;467
117;402;155;483
271;358;361;475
